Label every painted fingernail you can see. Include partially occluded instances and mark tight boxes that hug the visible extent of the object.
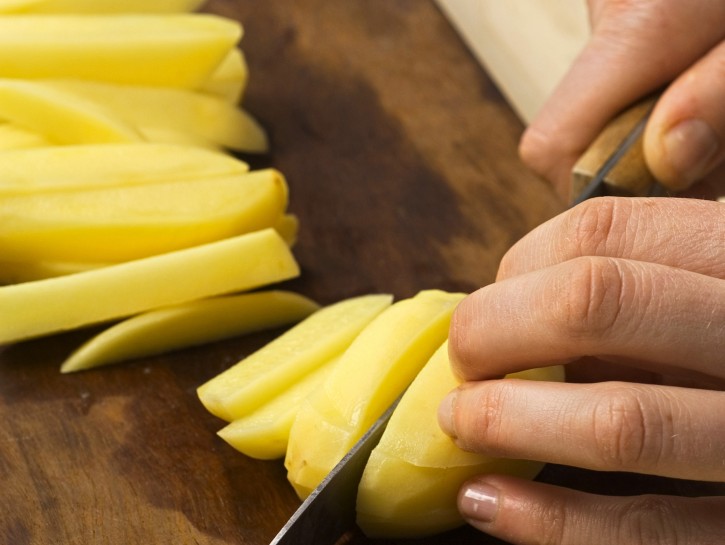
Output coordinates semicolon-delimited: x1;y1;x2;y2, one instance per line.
460;482;500;524
663;118;719;186
437;391;457;438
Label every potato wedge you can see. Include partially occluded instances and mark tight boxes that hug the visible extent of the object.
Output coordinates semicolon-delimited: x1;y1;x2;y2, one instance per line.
0;15;240;88
60;290;319;373
197;294;393;422
0;143;248;195
0;123;49;150
0;79;140;144
48;80;267;152
200;48;248;104
356;342;565;538
217;355;338;460
0;169;288;263
0;0;206;13
285;290;465;498
0;228;299;345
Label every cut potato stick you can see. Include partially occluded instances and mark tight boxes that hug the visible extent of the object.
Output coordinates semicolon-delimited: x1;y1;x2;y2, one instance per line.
0;15;240;88
217;355;338;460
0;0;206;13
273;214;299;247
0;143;248;195
0;79;140;144
0;260;101;285
197;294;394;422
48;80;268;152
200;48;248;104
0;228;299;345
0;123;50;150
60;290;319;373
0;169;288;263
356;343;564;538
285;290;464;498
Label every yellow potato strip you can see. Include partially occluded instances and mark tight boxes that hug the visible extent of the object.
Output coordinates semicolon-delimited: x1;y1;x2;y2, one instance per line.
0;228;299;345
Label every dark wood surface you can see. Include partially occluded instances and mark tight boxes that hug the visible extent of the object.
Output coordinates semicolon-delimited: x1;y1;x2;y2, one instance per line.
1;2;720;544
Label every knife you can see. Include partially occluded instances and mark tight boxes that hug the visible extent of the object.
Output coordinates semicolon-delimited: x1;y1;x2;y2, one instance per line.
269;95;666;545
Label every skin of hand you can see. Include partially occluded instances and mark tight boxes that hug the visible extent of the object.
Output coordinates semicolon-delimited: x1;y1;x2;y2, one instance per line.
518;0;725;201
438;197;725;545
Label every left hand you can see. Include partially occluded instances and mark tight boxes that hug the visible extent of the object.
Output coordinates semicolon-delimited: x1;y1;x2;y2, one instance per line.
438;197;725;545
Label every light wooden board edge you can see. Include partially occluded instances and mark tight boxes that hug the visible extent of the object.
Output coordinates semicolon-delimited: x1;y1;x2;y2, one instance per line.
434;0;589;124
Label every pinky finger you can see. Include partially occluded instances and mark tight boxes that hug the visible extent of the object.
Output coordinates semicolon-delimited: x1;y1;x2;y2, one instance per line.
459;475;725;545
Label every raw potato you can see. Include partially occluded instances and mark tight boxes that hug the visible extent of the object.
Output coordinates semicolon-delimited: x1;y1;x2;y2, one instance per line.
0;260;101;284
285;290;465;498
0;228;299;345
49;80;268;152
0;15;240;88
0;0;206;13
197;294;394;422
0;143;248;195
60;290;320;373
356;342;565;538
0;168;288;263
0;123;50;150
200;48;248;104
0;79;141;144
217;356;338;460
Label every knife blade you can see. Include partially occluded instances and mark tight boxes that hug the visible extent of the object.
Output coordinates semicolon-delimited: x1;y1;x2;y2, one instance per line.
269;396;401;545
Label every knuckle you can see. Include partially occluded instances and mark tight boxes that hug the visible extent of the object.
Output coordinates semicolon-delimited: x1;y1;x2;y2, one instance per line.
567;197;629;257
552;256;628;340
531;496;568;545
618;495;688;545
591;384;666;470
458;382;517;454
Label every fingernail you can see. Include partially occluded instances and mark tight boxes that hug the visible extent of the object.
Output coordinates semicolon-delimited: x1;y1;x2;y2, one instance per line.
663;118;719;185
460;482;500;523
437;391;457;438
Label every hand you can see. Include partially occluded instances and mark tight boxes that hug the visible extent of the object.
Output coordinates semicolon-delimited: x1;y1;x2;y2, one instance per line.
519;0;725;200
438;197;725;544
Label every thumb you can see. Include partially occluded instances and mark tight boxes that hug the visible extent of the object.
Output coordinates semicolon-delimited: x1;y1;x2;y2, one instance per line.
519;1;725;199
643;39;725;191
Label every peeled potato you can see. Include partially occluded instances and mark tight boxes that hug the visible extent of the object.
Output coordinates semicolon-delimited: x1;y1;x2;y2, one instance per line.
0;0;207;13
0;228;299;345
356;342;565;538
0;15;240;88
285;290;465;498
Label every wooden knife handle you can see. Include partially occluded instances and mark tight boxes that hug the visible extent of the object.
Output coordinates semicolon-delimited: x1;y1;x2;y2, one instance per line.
571;95;660;203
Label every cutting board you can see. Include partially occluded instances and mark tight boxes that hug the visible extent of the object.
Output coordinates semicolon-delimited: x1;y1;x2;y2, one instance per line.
0;2;720;544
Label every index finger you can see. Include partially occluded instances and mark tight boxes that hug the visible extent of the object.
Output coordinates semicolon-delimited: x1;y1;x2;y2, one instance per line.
497;197;725;282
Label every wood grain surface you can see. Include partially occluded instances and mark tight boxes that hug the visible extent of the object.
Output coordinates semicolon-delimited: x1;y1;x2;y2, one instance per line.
1;2;720;544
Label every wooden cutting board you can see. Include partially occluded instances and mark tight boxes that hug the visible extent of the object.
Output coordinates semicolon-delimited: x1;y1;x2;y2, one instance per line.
0;2;720;544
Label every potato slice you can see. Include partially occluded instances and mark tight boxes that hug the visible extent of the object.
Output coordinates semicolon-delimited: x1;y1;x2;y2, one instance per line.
0;15;240;88
356;342;565;538
0;228;299;345
60;290;319;373
48;80;267;152
0;169;288;263
200;48;248;104
0;0;206;13
197;294;393;422
0;79;140;144
0;143;248;195
285;290;465;498
217;355;338;460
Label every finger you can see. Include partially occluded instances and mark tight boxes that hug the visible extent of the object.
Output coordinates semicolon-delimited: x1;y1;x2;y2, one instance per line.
519;2;725;197
457;475;725;545
439;379;725;481
449;257;725;381
644;39;725;190
496;197;725;281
